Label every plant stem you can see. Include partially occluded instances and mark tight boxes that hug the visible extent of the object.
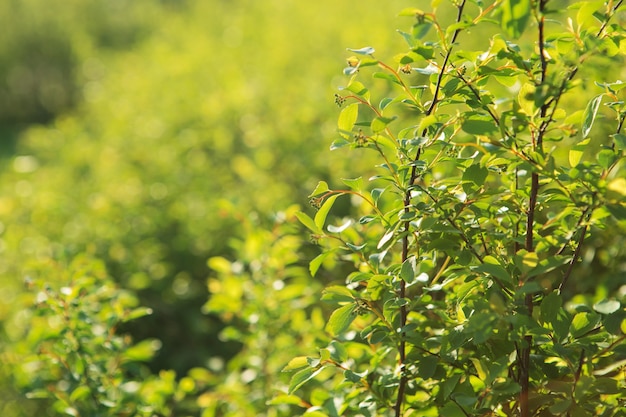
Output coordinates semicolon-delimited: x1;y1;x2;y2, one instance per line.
520;3;549;415
394;3;467;415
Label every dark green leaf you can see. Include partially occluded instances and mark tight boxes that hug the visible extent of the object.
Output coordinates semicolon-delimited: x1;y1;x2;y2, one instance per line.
540;292;562;324
461;117;499;135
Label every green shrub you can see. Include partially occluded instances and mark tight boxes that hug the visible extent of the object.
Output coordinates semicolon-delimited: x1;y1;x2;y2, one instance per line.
289;1;626;415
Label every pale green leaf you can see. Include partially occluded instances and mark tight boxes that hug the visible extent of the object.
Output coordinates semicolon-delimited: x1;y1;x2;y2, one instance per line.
593;299;621;315
314;194;339;230
288;366;325;394
569;138;590;167
581;94;603;138
341;177;363;191
308;181;329;198
295;211;322;235
347;46;375;55
282;356;310;372
338;103;359;138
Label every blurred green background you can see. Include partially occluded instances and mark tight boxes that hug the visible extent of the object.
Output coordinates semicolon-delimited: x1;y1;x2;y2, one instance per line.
1;1;625;416
0;0;408;415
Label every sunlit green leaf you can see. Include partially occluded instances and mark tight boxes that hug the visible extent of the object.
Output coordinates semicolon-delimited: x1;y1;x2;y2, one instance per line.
593;299;621;315
569;138;590;167
338;103;359;138
309;181;330;198
581;94;603;138
321;285;355;303
314;194;339;230
295;211;322;235
341;177;363;191
282;356;310;372
326;303;357;336
288;366;325;394
371;115;397;133
570;312;600;339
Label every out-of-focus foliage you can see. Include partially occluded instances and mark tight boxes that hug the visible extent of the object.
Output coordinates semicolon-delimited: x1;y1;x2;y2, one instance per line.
0;0;160;126
0;0;406;415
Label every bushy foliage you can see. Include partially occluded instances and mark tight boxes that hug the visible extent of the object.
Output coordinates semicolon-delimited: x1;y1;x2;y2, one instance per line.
1;1;625;416
288;1;626;416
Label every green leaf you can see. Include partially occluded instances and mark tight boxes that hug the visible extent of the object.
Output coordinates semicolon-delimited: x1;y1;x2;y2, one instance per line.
500;0;531;39
371;115;397;133
461;116;498;135
329;340;348;362
267;394;306;406
347;46;375;55
326;303;357;336
341;177;363;191
122;338;161;362
344;369;363;382
553;308;572;341
25;390;50;399
295;211;322;235
282;356;310;372
581;94;603;138
574;0;604;28
611;133;626;151
377;228;396;249
309;181;329;198
549;398;572;415
338;103;359;138
570;312;600;339
473;256;511;284
345;81;370;101
123;306;153;322
440;402;468;417
373;72;403;86
400;256;416;282
593;299;621;315
418;114;439;132
69;386;91;402
315;194;340;230
463;164;488;186
597;149;616;169
309;251;333;277
327;220;352;233
288;366;325;394
321;286;355;303
540;292;562;324
518;82;537;116
569;138;590;167
398;7;425;17
330;138;350;150
380;97;393;110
